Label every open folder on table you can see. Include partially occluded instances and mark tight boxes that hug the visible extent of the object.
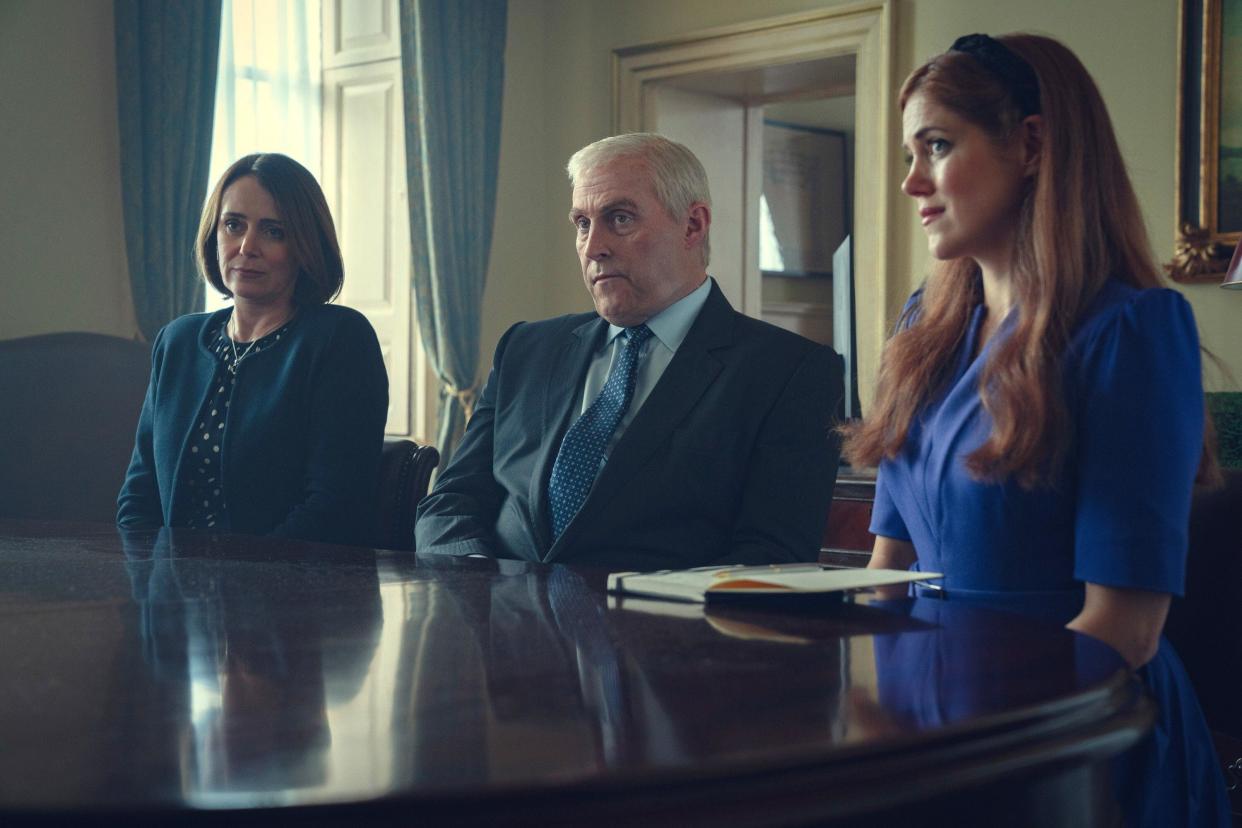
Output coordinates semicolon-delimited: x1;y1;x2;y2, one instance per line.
607;564;943;605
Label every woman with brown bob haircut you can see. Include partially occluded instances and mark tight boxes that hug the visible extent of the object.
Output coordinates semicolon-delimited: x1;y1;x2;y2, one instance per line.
846;34;1228;825
118;153;388;545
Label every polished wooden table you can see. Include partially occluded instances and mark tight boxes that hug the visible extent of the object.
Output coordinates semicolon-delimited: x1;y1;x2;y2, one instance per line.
0;521;1153;826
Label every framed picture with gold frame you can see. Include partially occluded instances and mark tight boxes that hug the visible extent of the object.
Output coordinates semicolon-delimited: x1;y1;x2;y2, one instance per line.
1170;0;1242;282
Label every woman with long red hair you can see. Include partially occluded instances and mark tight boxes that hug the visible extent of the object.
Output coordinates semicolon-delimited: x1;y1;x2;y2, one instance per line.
847;33;1228;825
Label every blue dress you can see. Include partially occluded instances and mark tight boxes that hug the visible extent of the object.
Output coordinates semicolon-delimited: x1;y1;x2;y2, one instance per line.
871;280;1230;826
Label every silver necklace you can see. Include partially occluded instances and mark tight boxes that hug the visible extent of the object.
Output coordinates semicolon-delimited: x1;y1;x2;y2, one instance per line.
227;333;259;375
227;314;287;375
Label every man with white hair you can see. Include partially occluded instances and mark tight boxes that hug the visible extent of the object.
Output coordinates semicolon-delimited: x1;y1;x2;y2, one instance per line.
416;133;843;569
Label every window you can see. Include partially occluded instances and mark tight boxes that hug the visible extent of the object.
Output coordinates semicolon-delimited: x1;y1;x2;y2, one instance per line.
206;0;322;313
209;0;322;179
207;0;432;441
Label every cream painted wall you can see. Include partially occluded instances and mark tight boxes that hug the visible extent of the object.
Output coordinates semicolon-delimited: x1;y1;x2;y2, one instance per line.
497;0;1240;391
0;0;137;341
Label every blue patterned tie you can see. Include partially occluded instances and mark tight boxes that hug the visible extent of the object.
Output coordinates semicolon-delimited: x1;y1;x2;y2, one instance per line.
548;325;653;539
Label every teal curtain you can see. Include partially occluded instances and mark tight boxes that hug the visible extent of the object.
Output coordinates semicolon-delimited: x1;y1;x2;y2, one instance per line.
114;0;222;341
399;0;508;465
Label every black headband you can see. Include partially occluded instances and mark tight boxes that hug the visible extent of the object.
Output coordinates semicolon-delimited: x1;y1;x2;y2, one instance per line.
950;33;1041;116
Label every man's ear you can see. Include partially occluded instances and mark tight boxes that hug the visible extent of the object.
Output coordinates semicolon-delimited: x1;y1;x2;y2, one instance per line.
685;201;711;248
1020;114;1042;177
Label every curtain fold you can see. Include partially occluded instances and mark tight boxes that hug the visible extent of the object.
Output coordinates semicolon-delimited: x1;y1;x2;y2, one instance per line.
114;0;223;341
399;0;508;466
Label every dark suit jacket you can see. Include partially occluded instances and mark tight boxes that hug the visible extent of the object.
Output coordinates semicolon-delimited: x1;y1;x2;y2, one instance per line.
415;283;844;569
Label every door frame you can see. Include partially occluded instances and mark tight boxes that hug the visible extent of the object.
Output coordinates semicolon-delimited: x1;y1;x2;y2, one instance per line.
613;2;895;409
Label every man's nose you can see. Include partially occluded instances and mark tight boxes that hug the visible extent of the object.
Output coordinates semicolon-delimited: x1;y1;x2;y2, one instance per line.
582;224;610;260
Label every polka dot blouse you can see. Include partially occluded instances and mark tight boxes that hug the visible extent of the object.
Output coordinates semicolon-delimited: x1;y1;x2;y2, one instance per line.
176;317;294;531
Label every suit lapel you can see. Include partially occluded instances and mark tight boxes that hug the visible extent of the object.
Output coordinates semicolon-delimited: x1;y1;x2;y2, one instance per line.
547;284;736;562
530;316;607;555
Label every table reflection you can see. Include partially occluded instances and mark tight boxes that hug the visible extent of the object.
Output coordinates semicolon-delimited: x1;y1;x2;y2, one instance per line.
869;598;1122;730
400;560;854;778
122;528;381;800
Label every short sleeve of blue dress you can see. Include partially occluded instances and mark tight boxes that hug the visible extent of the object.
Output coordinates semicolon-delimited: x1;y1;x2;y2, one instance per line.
1073;294;1225;828
870;465;912;541
1068;286;1203;594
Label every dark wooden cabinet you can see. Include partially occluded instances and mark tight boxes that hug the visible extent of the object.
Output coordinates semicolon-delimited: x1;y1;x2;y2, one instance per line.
821;467;876;566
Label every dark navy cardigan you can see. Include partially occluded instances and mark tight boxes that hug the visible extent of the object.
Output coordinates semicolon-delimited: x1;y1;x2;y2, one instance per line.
117;304;388;545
